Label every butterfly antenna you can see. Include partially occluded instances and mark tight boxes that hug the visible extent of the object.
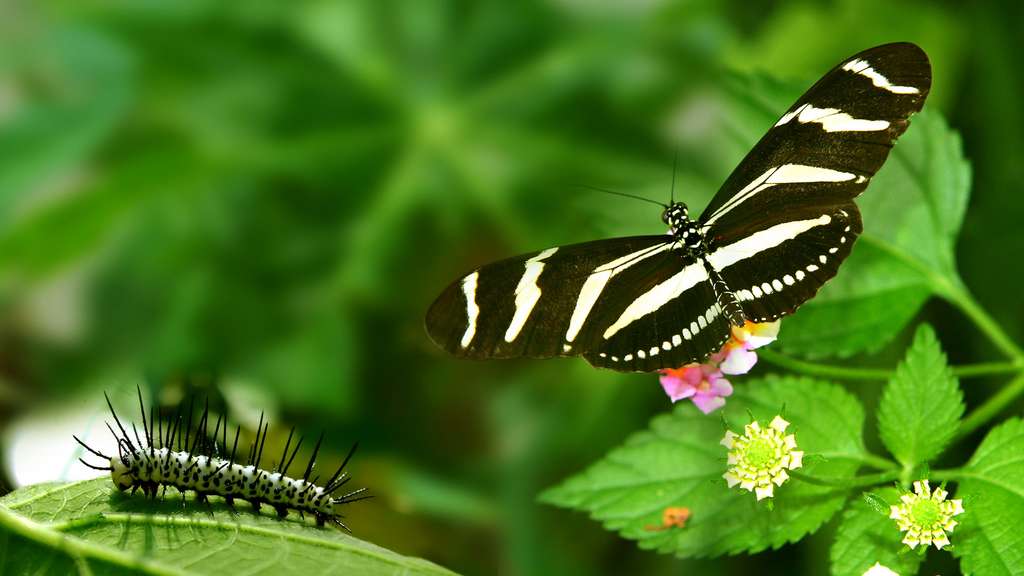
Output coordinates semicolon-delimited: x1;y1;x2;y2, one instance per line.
670;149;679;205
576;185;667;208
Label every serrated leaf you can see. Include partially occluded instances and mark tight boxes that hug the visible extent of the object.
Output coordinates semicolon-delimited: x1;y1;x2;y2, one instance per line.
830;488;922;576
0;478;457;576
953;418;1024;576
709;75;971;359
877;324;964;467
541;376;865;558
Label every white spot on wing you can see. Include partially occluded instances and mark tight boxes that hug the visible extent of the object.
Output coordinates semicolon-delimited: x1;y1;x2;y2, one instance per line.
460;272;480;348
842;59;920;94
504;248;558;343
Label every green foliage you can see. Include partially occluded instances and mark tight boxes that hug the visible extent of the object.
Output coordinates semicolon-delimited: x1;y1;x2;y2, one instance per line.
953;418;1024;576
878;324;964;467
785;110;970;358
0;479;457;576
830;488;922;576
542;376;865;557
1;1;1021;574
0;27;133;226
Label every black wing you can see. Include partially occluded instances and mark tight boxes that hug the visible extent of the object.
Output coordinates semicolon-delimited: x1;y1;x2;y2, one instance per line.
425;236;731;371
699;42;930;322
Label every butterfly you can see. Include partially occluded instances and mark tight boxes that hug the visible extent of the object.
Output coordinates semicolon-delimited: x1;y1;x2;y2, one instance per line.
425;43;931;372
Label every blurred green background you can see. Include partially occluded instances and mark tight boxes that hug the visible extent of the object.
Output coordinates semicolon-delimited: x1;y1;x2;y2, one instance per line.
1;0;1021;574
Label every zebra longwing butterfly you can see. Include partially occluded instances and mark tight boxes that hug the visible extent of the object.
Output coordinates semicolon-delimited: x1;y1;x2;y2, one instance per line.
425;43;931;372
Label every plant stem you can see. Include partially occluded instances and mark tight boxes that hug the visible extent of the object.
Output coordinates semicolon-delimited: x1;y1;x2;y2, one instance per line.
943;284;1024;362
790;469;900;489
757;349;892;381
956;371;1024;440
859;452;899;471
758;349;1022;382
952;360;1024;378
928;468;966;482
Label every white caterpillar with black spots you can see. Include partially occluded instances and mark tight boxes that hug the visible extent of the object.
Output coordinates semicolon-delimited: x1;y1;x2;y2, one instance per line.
75;387;368;530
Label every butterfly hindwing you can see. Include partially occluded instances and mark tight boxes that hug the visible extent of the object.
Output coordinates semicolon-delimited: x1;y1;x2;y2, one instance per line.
581;257;731;371
709;202;863;323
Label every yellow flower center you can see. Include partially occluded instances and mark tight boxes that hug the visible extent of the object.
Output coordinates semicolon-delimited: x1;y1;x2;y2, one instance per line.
910;498;941;528
744;437;776;469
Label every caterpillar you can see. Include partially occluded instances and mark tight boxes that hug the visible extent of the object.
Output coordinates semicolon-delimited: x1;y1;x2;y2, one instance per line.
74;388;369;530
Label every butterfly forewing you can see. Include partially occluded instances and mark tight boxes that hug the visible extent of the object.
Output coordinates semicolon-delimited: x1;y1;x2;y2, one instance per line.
425;43;931;372
426;236;679;360
700;42;929;323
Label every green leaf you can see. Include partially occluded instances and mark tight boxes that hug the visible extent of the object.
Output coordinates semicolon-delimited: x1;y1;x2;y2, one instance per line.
541;376;865;558
0;478;457;576
830;488;922;576
877;324;964;467
710;75;971;358
953;418;1024;576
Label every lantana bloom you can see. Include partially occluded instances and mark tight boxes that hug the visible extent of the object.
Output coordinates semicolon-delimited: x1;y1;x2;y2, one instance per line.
721;415;803;500
862;562;899;576
889;480;964;550
659;364;733;413
714;320;781;375
658;320;780;412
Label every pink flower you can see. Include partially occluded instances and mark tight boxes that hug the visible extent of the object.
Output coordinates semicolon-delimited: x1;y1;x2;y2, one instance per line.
711;320;781;375
659;364;733;414
657;320;780;412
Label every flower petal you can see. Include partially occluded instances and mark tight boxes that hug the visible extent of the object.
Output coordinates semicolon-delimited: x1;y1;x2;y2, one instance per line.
719;346;758;375
692;393;726;414
770;415;790;432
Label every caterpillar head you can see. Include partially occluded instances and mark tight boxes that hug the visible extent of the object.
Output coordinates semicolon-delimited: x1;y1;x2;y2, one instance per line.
110;451;138;491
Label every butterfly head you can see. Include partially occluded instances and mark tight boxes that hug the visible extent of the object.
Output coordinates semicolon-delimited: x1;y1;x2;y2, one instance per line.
662;202;703;249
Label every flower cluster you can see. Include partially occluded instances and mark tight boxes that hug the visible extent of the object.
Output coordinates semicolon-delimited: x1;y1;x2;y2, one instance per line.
721;415;803;500
889;480;964;550
658;320;779;413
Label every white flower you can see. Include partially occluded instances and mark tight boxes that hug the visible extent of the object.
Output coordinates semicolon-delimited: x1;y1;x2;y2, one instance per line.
888;480;964;550
721;415;803;500
862;561;900;576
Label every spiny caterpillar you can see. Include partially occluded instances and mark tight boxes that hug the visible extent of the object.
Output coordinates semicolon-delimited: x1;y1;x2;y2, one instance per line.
74;388;369;530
